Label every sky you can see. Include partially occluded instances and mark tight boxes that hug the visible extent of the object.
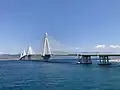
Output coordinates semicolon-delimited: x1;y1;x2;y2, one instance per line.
0;0;120;54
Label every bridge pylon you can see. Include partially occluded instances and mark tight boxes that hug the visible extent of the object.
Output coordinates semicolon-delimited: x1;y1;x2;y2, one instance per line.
41;32;51;61
26;46;33;60
19;50;27;60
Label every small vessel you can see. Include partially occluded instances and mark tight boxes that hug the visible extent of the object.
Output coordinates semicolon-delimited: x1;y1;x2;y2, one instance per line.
76;61;81;64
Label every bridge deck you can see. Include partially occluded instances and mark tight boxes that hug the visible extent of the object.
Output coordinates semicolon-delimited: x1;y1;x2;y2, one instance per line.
30;53;120;56
19;53;120;60
68;54;120;56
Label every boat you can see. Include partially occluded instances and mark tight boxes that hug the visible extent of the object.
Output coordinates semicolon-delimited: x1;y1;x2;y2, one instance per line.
76;61;81;64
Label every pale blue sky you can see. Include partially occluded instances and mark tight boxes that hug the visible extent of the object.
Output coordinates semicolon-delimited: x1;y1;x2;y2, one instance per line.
0;0;120;54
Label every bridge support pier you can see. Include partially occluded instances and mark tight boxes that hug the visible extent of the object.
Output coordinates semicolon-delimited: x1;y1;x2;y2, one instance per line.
27;55;32;60
81;55;92;64
42;54;51;61
98;56;111;65
76;54;82;64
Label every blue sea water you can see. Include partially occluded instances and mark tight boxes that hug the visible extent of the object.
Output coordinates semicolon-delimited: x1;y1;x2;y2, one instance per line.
0;59;120;90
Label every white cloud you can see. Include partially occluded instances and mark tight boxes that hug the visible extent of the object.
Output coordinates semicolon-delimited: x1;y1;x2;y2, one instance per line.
109;45;120;48
95;44;106;48
95;44;120;49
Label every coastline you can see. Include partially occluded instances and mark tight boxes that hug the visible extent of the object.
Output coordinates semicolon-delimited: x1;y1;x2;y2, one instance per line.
0;58;19;60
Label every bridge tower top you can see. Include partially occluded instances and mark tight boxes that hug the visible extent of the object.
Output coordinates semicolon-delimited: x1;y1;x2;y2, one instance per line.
27;46;33;55
23;50;26;56
45;32;48;36
20;49;26;59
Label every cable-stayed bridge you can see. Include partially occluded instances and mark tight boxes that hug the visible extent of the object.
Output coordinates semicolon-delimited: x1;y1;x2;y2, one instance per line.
20;32;80;58
20;32;120;65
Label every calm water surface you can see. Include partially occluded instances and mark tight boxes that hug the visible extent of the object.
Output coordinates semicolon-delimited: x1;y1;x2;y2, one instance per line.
0;59;120;90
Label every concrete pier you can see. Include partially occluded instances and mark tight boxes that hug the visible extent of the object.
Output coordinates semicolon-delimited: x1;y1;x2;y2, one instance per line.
42;54;51;61
98;55;111;65
76;54;82;64
27;55;32;60
81;55;92;64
